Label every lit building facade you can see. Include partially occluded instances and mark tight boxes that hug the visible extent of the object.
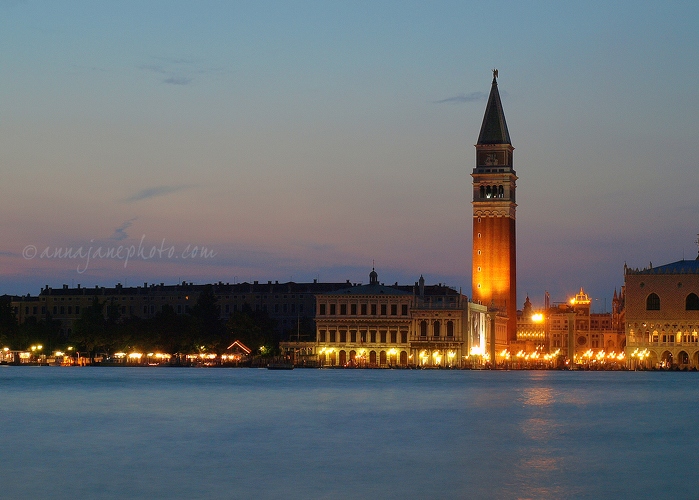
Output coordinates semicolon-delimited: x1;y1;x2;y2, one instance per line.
515;289;626;365
315;269;412;367
513;296;547;353
624;257;699;368
314;270;489;367
472;70;517;344
547;288;625;361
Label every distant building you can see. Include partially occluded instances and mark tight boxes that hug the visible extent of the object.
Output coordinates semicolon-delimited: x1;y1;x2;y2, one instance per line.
513;295;548;354
10;280;355;339
472;70;517;345
624;256;699;368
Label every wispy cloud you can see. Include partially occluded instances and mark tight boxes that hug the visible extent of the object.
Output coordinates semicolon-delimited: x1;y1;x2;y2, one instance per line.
137;64;168;74
433;91;488;104
122;184;195;203
163;76;193;85
110;217;138;241
154;56;198;65
138;56;221;85
70;63;108;73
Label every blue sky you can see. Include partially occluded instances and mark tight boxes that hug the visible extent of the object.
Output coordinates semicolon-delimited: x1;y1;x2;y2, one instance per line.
2;0;698;311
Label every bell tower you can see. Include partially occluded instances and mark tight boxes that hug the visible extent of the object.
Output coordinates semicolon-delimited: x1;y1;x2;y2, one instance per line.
471;70;517;344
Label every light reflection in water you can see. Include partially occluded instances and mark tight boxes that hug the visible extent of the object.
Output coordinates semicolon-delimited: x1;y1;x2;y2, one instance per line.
522;386;554;406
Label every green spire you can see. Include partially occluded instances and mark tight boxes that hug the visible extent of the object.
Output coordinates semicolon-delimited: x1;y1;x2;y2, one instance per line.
477;70;511;145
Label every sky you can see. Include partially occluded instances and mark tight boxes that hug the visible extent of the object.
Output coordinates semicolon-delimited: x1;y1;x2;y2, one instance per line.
2;0;698;312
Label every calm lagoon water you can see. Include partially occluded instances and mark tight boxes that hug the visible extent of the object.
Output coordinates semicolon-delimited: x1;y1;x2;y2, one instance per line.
1;367;698;499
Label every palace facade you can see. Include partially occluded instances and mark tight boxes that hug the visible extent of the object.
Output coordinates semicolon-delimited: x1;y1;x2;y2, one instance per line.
625;257;699;368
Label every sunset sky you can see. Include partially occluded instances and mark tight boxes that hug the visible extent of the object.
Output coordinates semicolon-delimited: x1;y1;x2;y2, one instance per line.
2;1;698;311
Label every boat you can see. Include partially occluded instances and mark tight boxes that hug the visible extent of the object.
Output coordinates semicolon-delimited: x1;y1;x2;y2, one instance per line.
267;362;294;370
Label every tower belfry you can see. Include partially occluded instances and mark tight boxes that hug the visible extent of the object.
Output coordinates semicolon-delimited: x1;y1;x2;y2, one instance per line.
471;70;518;344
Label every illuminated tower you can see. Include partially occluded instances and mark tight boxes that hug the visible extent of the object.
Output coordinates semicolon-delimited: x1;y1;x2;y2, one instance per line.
472;70;517;343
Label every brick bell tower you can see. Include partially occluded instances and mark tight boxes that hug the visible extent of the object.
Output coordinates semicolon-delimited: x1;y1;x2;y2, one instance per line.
472;69;517;343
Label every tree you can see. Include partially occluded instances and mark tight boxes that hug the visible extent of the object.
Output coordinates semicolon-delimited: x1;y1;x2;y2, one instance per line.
0;297;17;347
15;316;62;352
72;297;106;363
189;285;226;353
150;305;195;354
226;304;279;355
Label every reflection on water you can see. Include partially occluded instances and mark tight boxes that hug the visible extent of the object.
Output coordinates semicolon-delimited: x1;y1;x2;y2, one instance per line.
0;368;697;499
522;386;554;406
521;453;559;472
521;416;559;441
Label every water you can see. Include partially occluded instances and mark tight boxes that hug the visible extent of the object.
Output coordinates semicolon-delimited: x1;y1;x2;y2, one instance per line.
1;367;697;499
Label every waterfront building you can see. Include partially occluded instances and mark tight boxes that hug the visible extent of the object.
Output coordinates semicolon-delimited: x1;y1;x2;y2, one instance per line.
12;271;493;367
313;270;488;368
624;254;699;368
547;288;625;361
472;70;517;345
315;269;412;367
514;289;626;365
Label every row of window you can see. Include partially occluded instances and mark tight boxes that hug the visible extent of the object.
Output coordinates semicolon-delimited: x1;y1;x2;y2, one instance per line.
319;303;409;316
21;301;308;317
550;340;615;349
19;305;83;316
320;349;410;367
649;333;699;344
646;293;699;311
319;330;408;344
419;320;455;337
43;293;307;301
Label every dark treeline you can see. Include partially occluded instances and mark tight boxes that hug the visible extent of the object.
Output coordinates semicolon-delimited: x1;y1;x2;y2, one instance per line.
1;285;293;361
